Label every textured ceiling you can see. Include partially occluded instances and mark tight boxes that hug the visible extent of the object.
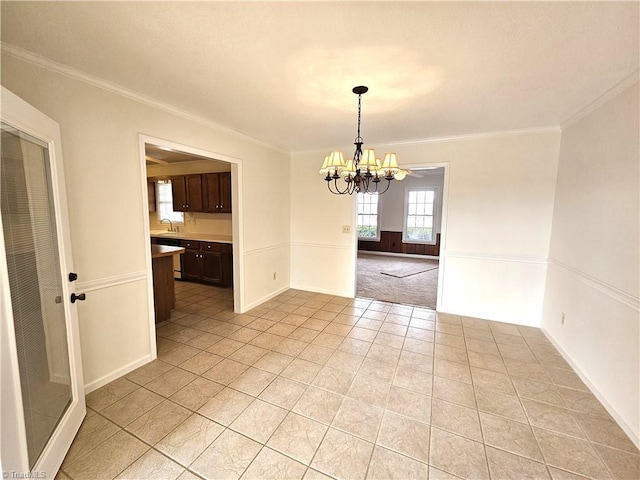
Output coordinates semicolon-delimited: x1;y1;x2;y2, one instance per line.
1;2;638;152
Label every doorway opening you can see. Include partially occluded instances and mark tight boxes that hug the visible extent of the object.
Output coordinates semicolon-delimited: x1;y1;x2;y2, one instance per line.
139;135;242;356
355;166;447;310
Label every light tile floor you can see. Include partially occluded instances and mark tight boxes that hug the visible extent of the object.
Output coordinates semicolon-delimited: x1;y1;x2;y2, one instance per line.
57;282;640;480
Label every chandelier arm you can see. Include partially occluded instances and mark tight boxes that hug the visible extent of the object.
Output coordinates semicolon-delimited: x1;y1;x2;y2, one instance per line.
375;179;392;195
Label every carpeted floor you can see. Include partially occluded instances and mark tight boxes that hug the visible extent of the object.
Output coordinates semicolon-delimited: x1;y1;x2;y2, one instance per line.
356;252;439;309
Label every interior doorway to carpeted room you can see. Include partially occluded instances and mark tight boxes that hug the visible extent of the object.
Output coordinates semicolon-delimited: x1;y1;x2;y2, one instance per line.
354;166;445;310
356;252;439;309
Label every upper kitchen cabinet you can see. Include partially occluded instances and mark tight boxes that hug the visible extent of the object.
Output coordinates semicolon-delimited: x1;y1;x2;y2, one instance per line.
147;180;156;212
171;174;204;212
203;172;232;213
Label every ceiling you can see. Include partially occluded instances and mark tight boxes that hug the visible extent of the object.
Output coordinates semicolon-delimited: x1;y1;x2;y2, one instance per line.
2;2;638;152
145;144;224;166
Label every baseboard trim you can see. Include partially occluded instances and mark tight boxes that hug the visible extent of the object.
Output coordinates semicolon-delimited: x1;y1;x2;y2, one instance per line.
541;328;640;449
84;354;153;394
241;285;291;312
289;283;353;299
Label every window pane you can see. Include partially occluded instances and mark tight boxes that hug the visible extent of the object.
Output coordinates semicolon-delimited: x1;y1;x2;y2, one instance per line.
357;193;378;238
157;180;184;224
405;188;437;243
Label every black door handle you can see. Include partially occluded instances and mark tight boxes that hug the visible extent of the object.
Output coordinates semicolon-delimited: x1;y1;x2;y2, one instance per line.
69;272;78;282
71;293;86;303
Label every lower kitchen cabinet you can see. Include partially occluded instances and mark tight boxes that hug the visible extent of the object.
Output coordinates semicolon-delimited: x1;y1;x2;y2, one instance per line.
180;240;232;287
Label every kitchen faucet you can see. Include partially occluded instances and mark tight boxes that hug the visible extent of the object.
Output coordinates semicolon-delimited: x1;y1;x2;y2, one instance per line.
160;218;176;232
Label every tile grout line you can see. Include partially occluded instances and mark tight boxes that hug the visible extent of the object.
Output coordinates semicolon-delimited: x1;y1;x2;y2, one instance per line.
69;284;638;480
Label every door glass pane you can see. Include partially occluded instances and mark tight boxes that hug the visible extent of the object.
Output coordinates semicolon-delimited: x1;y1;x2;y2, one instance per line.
1;123;72;468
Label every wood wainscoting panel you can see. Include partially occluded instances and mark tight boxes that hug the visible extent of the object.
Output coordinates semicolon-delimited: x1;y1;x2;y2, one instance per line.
358;232;440;256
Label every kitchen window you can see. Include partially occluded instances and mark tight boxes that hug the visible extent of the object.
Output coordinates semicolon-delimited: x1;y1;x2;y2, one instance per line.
403;188;437;244
357;192;380;240
157;180;184;224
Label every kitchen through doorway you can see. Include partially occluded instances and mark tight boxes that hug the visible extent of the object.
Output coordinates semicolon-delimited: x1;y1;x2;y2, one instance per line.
355;166;446;310
140;135;241;335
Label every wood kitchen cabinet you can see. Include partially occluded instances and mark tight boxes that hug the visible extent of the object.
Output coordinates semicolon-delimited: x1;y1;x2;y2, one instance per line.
171;175;203;212
180;239;232;287
147;180;156;212
203;172;232;213
180;240;202;282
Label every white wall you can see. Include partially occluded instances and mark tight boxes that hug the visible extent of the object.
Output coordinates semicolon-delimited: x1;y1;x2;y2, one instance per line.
1;54;291;391
376;170;444;235
291;129;561;325
542;83;639;445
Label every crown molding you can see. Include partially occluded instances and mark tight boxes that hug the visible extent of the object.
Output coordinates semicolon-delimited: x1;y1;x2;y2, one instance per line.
367;125;562;148
1;42;288;155
560;71;639;130
294;125;562;155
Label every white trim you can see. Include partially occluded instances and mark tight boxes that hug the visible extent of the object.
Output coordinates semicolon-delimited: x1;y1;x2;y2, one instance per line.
138;134;245;322
243;243;289;256
83;354;153;394
358;250;439;261
561;73;639;130
547;258;639;312
241;285;291;312
542;328;640;449
294;126;561;155
75;271;147;293
291;242;352;251
288;283;353;299
2;42;287;154
445;251;548;265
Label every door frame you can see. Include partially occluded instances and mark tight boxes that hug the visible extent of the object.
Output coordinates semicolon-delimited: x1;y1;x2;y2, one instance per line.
352;161;450;310
0;87;85;476
137;134;244;357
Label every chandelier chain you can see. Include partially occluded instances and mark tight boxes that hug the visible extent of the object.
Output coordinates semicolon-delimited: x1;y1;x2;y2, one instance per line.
355;93;363;144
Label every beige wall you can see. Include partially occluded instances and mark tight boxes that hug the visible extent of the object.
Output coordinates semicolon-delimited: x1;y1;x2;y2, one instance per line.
291;129;561;325
1;54;291;391
542;83;639;444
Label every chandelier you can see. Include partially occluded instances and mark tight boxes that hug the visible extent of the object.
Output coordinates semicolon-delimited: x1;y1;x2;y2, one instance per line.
320;86;407;195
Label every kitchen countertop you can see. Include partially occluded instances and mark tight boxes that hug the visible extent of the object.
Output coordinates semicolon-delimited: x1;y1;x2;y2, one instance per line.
151;244;186;258
150;230;233;244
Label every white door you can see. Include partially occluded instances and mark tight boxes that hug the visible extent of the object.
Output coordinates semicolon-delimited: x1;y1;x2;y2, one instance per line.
0;87;85;478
